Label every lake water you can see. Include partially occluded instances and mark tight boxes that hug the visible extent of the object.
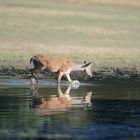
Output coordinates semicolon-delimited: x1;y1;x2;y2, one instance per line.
0;79;140;140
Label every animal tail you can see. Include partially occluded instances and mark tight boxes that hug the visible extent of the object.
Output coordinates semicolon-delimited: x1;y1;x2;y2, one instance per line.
30;56;38;66
30;56;35;64
30;55;44;68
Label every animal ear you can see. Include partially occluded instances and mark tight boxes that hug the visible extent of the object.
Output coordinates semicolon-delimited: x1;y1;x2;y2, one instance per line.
84;61;87;64
81;62;93;68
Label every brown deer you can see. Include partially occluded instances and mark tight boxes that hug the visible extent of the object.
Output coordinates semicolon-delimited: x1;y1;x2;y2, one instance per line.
30;54;93;84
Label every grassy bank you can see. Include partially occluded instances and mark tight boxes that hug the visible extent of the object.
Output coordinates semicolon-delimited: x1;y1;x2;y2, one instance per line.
0;0;140;70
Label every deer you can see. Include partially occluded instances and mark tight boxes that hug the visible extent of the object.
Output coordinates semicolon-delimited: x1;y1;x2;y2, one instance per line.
30;54;93;85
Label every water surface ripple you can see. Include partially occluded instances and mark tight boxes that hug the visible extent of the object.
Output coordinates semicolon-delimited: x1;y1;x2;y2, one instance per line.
0;79;140;140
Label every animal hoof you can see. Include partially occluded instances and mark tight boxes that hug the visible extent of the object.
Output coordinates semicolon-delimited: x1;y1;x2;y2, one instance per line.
31;78;37;84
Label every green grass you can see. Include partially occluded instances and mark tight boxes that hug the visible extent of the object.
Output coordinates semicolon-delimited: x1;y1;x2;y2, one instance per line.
0;0;140;70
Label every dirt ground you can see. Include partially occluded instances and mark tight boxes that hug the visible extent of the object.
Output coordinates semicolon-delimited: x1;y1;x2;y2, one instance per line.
0;67;139;81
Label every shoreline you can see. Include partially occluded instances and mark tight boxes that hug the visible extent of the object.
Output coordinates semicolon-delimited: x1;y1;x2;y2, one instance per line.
0;67;140;81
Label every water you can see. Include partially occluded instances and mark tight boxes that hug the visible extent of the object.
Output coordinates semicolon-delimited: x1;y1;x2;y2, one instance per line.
0;79;140;140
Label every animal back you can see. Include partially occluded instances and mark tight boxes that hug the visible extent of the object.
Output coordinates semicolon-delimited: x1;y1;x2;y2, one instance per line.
45;55;74;73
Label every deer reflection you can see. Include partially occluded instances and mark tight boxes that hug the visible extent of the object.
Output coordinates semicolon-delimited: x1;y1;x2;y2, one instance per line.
30;85;92;115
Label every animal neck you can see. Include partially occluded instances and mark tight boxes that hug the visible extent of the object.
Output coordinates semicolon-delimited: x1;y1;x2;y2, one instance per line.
71;63;84;72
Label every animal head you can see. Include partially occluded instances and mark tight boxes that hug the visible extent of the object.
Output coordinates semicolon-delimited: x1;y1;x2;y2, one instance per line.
81;62;94;77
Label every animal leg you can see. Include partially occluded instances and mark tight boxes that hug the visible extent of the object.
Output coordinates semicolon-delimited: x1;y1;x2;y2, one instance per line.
57;71;63;85
30;68;40;84
65;73;80;88
65;73;72;83
65;84;71;94
30;69;37;84
57;84;63;97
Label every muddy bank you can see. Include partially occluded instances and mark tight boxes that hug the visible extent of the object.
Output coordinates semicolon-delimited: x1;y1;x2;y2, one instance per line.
0;66;140;81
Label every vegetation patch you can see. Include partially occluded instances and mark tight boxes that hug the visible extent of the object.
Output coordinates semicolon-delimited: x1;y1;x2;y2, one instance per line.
0;0;140;79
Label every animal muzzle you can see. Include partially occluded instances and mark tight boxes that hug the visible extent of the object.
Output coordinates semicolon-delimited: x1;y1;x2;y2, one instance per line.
85;68;93;77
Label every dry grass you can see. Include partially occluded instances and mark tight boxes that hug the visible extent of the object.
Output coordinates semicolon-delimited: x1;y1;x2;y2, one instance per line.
62;0;140;5
0;0;140;70
1;42;140;70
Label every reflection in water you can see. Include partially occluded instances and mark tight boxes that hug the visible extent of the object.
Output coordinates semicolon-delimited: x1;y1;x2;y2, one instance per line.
31;84;92;115
0;79;140;139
